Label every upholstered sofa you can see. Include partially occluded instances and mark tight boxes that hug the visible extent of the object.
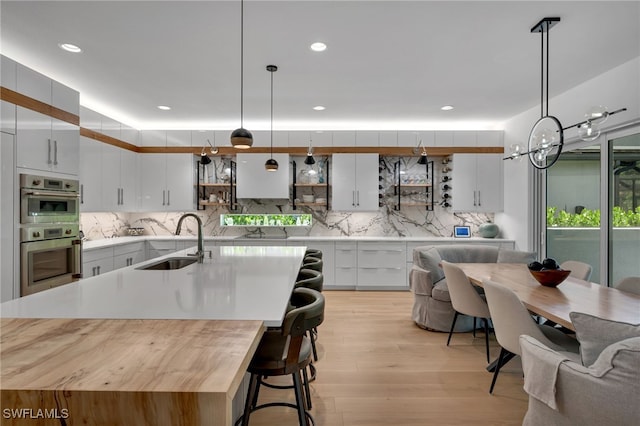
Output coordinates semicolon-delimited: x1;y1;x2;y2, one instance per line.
520;312;640;425
409;244;535;332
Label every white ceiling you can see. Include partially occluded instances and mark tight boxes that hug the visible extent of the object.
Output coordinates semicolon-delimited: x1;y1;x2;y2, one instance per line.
1;1;639;131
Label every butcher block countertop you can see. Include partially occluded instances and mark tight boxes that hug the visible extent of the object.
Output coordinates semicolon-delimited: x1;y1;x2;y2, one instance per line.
0;317;264;426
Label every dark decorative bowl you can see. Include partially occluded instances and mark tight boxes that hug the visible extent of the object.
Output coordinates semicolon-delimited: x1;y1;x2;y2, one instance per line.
529;269;571;287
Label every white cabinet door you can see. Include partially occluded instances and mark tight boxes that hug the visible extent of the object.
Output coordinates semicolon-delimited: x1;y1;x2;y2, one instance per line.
101;144;122;211
120;149;138;210
51;80;79;115
331;153;379;211
139;153;193;212
139;154;167;211
451;154;503;212
451;154;477;211
16;63;51;104
357;242;407;289
333;242;357;289
51;117;79;176
1;100;16;135
16;108;51;172
16;107;78;176
78;137;103;211
475;154;503;212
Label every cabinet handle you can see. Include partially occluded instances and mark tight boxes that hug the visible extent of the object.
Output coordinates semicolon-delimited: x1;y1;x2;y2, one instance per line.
352;190;356;207
121;188;124;205
473;190;477;206
80;184;84;204
47;139;52;165
162;190;166;206
97;266;101;275
356;190;360;206
92;267;96;276
167;190;171;205
478;190;481;206
53;140;58;165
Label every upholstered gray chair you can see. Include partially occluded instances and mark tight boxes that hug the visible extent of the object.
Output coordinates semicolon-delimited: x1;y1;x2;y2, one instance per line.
483;279;580;394
559;260;592;281
614;276;640;295
441;261;492;363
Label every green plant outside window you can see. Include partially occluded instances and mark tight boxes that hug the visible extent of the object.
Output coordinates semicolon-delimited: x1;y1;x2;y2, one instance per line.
547;206;640;227
220;214;312;227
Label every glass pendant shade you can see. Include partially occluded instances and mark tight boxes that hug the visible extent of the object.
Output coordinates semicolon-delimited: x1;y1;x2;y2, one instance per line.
200;147;212;164
578;121;600;141
527;115;563;169
508;144;524;162
265;158;279;171
230;128;253;149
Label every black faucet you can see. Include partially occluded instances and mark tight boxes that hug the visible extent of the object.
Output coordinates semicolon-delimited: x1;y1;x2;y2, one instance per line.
175;213;204;263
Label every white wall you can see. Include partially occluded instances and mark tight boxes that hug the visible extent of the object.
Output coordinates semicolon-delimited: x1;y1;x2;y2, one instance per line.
497;57;640;251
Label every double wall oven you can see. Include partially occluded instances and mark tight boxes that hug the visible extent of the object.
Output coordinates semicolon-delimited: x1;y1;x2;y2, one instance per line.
20;174;82;296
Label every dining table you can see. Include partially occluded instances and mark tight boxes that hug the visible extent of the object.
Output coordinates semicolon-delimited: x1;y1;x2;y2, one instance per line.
454;263;640;331
0;245;306;426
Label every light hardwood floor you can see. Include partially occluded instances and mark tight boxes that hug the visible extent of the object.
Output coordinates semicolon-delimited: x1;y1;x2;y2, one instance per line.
244;290;528;426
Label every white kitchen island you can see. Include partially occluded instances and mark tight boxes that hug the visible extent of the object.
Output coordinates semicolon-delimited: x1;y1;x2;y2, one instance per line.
1;245;306;327
0;245;306;426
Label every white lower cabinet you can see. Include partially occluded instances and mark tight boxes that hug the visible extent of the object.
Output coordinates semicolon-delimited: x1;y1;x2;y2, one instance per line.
333;242;357;289
113;242;146;269
357;242;406;289
83;247;114;278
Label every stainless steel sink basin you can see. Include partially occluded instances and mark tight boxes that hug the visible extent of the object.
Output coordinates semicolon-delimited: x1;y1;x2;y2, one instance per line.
138;257;198;270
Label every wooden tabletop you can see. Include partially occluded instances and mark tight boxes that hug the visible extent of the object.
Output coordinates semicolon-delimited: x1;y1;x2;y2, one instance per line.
0;317;264;426
455;263;640;330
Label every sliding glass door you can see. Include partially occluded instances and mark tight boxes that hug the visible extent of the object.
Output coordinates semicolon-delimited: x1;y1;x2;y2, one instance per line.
545;127;640;285
609;132;640;285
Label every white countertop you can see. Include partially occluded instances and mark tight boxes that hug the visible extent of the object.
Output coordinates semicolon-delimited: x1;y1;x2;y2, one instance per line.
83;235;514;250
1;245;306;327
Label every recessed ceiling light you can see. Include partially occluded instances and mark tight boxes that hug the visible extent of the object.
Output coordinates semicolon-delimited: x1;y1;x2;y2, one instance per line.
441;105;454;111
59;43;82;53
313;106;326;111
157;105;171;111
310;42;327;52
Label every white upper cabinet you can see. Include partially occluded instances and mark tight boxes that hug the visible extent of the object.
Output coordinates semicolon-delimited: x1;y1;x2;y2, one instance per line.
355;131;379;147
331;153;379;211
14;63;79;176
451;153;503;212
78;136;103;211
139;153;193;211
236;153;290;199
16;107;79;176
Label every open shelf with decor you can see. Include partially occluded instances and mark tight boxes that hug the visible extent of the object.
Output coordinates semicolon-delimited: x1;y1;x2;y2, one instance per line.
196;160;238;211
291;159;330;209
393;159;434;211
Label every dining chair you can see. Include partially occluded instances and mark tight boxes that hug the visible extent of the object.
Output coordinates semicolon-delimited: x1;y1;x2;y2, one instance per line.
482;279;580;394
240;287;324;426
441;261;492;363
559;260;592;281
614;276;640;295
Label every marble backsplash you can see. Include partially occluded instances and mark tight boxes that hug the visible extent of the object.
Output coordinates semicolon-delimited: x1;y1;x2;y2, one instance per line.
80;156;496;240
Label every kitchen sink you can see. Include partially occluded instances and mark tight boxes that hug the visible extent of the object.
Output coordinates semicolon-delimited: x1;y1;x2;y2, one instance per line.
138;257;198;271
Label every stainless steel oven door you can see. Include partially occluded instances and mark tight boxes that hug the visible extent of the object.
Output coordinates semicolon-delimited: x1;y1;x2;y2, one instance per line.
21;237;82;296
21;189;80;224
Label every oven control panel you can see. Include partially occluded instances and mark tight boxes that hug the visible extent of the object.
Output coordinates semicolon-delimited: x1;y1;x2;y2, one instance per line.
20;174;79;193
21;225;80;242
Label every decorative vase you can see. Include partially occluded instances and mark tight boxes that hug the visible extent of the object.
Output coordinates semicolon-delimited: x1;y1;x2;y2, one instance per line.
478;221;499;238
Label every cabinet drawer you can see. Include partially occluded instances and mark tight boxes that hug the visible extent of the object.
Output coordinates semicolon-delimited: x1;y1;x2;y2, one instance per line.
357;266;407;288
334;267;357;287
114;242;145;257
358;242;405;268
83;247;113;263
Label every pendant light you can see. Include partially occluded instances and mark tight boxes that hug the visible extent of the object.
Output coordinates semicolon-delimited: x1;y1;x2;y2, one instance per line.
504;17;627;169
304;137;316;165
230;0;253;149
207;137;219;155
265;65;278;171
416;140;428;165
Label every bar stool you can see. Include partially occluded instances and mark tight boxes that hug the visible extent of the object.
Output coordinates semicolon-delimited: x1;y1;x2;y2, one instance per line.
239;288;324;426
304;248;323;259
295;269;324;363
302;256;323;273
